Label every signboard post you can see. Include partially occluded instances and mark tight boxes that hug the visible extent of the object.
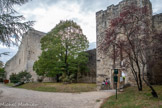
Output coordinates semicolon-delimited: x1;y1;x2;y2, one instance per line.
114;69;118;99
114;69;118;74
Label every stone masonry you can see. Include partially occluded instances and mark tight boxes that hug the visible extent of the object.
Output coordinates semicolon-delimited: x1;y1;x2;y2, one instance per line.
5;29;46;81
149;13;162;84
96;0;153;90
5;29;96;83
77;49;96;83
5;0;162;86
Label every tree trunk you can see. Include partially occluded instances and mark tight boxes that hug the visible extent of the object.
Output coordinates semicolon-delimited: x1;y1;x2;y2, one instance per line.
65;43;69;76
142;66;158;98
76;64;79;83
143;77;158;98
138;74;143;91
136;60;143;91
129;55;143;91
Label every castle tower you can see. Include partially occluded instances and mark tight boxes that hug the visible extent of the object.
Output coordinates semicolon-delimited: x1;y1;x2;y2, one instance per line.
96;0;152;90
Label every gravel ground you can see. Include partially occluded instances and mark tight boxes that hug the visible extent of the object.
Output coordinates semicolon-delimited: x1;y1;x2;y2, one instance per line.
0;84;115;108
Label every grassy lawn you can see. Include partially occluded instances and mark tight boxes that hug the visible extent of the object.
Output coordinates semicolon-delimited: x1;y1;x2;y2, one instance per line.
5;83;14;87
101;86;162;108
6;82;97;93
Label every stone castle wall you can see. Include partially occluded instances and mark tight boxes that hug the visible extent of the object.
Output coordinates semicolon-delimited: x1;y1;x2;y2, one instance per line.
5;0;162;86
153;13;162;32
77;49;96;83
149;13;162;84
96;0;152;90
5;29;46;81
5;29;96;83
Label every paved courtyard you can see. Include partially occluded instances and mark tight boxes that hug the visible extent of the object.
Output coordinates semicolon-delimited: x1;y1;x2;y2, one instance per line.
0;84;115;108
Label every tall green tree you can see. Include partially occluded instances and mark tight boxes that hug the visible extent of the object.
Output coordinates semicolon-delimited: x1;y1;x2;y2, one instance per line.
0;60;5;82
0;68;5;82
33;20;89;82
0;60;3;68
0;0;33;47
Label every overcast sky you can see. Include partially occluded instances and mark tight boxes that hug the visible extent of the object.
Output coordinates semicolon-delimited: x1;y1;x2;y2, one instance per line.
1;0;162;64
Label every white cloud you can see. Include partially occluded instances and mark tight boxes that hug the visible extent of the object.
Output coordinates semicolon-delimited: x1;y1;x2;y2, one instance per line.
16;1;97;42
151;0;162;14
1;0;162;64
17;3;91;42
0;45;18;63
14;0;162;43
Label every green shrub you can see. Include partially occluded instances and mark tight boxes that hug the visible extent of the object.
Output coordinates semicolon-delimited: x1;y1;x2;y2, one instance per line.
0;68;5;82
18;71;32;82
59;73;75;83
9;71;32;83
10;73;20;83
0;78;3;82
